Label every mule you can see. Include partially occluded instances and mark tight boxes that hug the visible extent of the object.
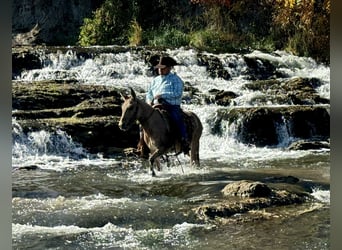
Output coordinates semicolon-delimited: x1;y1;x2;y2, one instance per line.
118;88;203;176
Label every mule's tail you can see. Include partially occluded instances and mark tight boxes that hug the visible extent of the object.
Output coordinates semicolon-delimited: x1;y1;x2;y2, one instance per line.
185;111;203;166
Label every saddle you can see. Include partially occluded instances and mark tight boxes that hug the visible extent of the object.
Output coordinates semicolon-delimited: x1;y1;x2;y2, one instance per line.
153;104;193;141
135;104;192;158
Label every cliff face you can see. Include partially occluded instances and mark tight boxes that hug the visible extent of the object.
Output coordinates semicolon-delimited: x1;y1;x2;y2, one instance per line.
12;0;104;45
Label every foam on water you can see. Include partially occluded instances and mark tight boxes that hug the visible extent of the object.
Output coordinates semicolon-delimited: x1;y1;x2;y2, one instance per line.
311;188;330;204
12;194;134;212
125;160;211;183
185;104;315;166
13;221;211;249
12;119;125;172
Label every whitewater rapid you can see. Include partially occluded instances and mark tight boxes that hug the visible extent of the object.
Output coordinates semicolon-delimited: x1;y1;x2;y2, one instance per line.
13;48;330;167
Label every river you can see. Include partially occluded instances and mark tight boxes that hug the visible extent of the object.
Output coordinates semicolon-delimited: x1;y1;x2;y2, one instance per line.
12;47;330;249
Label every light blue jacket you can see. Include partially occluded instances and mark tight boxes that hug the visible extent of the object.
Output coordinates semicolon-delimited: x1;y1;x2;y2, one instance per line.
146;72;184;105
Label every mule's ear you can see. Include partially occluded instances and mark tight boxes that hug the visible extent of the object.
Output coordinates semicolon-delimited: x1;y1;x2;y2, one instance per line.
120;91;127;101
130;87;136;100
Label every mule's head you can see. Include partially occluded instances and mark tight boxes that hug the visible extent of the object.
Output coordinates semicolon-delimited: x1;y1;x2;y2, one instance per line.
118;88;138;131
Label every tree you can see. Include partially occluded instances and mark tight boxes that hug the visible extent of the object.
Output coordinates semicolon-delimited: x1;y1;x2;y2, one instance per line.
78;0;134;46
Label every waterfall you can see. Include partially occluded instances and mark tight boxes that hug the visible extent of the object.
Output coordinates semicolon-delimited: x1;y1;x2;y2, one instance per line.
12;119;88;164
15;48;330;98
275;116;295;147
12;47;330;164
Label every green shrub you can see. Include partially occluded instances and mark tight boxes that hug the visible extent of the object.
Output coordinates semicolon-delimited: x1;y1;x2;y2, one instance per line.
128;19;143;46
146;26;190;47
189;30;243;53
78;0;133;46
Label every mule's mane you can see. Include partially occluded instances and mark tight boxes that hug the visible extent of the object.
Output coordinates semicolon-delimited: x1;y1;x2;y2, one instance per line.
134;97;155;124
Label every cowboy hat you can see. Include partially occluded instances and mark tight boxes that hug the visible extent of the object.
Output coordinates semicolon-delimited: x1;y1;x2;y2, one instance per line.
154;56;178;68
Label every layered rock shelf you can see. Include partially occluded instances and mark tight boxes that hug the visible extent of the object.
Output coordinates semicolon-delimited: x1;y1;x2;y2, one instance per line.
12;46;330;157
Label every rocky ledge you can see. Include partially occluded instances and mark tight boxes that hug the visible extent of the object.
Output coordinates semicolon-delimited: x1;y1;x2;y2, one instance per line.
12;80;139;156
12;75;330;156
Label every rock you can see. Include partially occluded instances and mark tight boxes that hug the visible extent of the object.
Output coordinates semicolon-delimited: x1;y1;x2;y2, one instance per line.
221;180;272;198
12;81;139;156
12;80;123;110
281;77;330;105
195;180;309;221
12;49;42;78
15;165;39;171
196;190;308;220
12;0;98;45
13;79;330;151
236;108;281;146
204;89;239;106
243;77;330;105
243;54;279;80
12;48;330;152
197;54;231;80
213;105;330;147
287;140;330;150
215;90;238;106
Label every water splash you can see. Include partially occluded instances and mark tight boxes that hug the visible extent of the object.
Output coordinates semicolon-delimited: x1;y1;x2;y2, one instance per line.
12;119;89;169
311;188;330;204
13;221;211;249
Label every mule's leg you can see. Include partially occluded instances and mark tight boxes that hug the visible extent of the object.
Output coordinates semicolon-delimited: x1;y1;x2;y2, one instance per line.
149;149;164;177
149;156;157;176
155;157;161;171
149;157;162;176
150;165;156;177
189;113;203;167
190;140;200;167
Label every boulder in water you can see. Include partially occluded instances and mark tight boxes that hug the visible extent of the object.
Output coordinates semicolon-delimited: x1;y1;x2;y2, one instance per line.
221;180;272;198
195;180;309;221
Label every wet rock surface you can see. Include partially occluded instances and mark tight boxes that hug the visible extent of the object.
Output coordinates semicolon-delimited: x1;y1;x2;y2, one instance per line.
221;180;272;198
195;180;313;222
13;80;330;155
12;81;139;156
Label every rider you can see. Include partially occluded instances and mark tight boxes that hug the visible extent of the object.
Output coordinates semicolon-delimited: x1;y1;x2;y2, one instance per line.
142;56;190;155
